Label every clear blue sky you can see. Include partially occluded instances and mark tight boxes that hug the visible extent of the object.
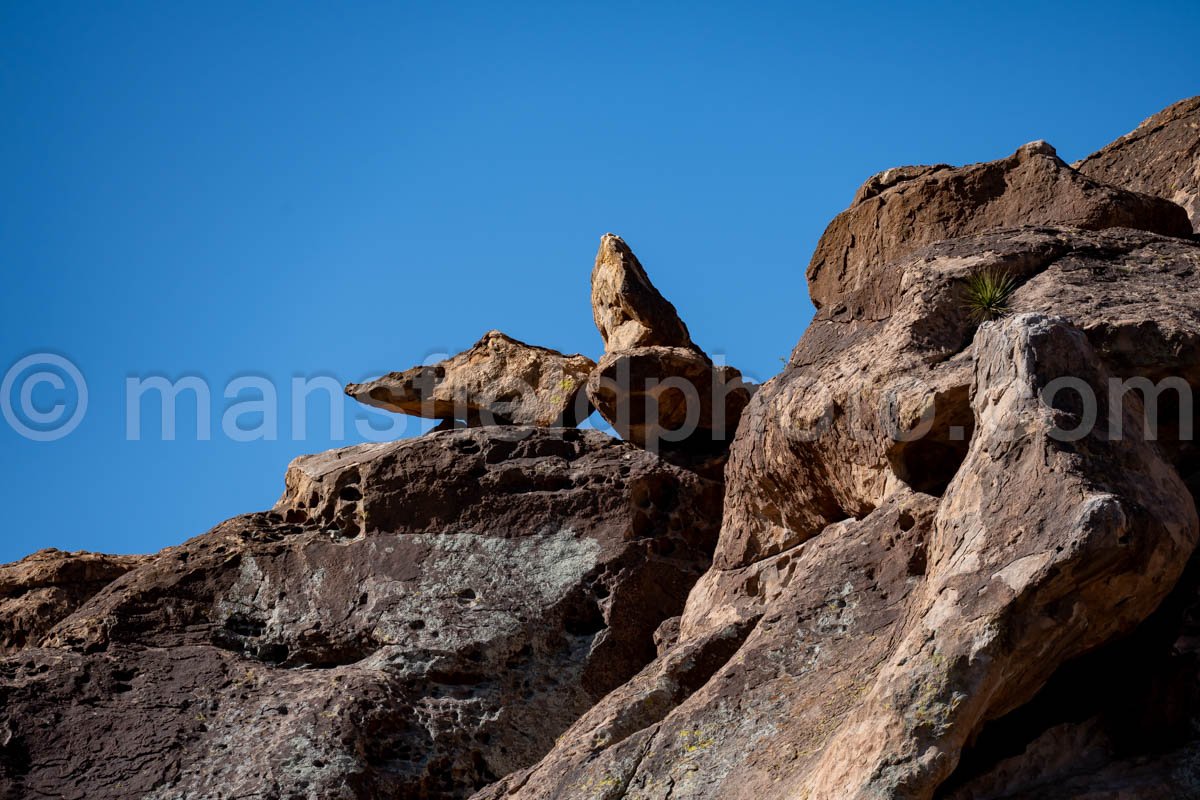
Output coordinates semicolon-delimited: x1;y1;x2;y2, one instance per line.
2;1;1198;562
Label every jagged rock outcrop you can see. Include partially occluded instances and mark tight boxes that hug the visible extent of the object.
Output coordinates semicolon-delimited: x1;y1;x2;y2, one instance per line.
6;97;1200;800
807;139;1194;315
0;428;720;799
586;235;753;451
0;549;146;655
719;226;1200;569
1076;95;1200;233
346;330;595;427
475;229;1200;798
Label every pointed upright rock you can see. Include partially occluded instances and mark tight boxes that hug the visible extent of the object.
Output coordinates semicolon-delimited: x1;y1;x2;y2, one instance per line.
586;234;752;453
591;233;696;352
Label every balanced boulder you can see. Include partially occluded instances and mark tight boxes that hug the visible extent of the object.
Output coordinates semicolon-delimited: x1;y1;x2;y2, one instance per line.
591;233;695;351
346;330;594;427
586;234;752;452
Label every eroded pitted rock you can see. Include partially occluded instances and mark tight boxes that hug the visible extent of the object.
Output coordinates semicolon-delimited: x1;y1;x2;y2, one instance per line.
807;139;1193;315
1076;95;1200;233
0;549;146;655
4;428;721;800
346;330;594;427
586;235;753;452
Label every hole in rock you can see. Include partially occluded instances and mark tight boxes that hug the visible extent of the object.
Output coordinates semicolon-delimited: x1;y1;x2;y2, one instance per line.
888;389;974;496
563;595;606;637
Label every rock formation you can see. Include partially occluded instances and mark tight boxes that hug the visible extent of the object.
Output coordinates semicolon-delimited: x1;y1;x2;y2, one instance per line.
346;330;595;427
4;97;1200;800
1076;95;1200;233
590;234;696;352
586;234;753;452
2;429;720;799
0;549;146;655
807;138;1193;315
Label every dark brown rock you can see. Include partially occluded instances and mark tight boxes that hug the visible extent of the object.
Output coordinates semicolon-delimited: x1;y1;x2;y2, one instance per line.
1076;96;1200;233
1;428;721;799
807;140;1193;314
346;330;595;427
586;347;752;453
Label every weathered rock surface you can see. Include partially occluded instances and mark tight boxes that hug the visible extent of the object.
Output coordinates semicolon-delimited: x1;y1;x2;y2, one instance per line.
346;330;595;427
0;428;720;799
587;235;752;451
1076;96;1200;233
0;549;146;655
478;308;1198;799
807;139;1193;314
722;226;1200;570
478;220;1200;797
586;348;752;454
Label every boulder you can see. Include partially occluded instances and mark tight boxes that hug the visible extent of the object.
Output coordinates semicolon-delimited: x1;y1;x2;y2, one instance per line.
1;428;721;800
1076;95;1200;233
586;235;752;451
586;348;751;453
591;233;694;351
346;330;594;427
0;549;146;655
807;140;1193;314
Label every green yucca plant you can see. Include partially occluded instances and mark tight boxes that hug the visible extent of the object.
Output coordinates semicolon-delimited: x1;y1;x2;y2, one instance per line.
962;269;1017;322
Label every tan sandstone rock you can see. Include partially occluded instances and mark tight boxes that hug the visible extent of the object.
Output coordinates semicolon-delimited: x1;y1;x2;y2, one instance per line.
346;330;594;427
591;233;695;352
476;308;1198;800
1076;95;1200;233
0;548;146;655
719;226;1200;570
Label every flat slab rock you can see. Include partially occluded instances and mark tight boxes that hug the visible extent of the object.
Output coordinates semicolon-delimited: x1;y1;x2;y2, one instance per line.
346;330;595;427
0;427;721;800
